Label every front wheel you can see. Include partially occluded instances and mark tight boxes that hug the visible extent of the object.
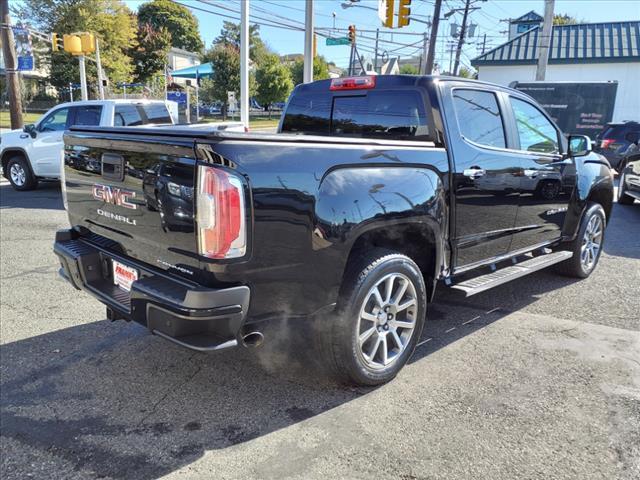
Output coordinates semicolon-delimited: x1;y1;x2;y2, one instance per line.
556;203;606;278
618;170;635;205
6;156;38;191
323;249;427;386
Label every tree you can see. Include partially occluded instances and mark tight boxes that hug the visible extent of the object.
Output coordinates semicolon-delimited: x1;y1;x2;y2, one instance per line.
131;22;171;83
213;21;271;64
200;44;256;119
289;56;330;86
457;66;476;79
138;0;203;52
15;0;137;97
553;14;580;25
400;64;419;75
255;54;293;118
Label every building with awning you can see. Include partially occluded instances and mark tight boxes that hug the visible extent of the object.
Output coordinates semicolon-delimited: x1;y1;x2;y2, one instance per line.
472;17;640;122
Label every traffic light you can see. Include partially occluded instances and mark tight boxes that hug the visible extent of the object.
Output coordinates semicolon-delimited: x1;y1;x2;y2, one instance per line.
80;33;96;54
63;34;82;55
398;0;412;28
51;33;60;52
348;25;356;43
383;0;395;28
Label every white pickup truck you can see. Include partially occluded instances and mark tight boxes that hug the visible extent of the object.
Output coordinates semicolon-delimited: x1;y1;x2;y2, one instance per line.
1;99;244;191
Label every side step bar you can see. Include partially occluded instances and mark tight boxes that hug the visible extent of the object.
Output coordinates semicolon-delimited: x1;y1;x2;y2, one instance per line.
450;250;573;297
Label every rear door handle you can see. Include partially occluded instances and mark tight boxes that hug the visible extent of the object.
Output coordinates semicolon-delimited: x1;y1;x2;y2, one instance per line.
463;167;486;179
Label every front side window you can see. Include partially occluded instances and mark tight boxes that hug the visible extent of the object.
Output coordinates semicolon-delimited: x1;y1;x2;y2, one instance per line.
510;97;559;154
38;108;70;132
452;89;506;148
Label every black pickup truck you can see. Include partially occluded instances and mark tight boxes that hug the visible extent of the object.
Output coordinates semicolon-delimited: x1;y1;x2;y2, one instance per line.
54;75;613;385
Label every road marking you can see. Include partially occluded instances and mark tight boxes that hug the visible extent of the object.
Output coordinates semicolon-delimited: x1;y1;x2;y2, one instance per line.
486;307;501;314
445;327;456;333
462;315;481;325
416;337;432;346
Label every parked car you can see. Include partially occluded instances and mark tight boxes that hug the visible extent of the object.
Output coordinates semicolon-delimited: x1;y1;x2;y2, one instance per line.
617;140;640;205
0;99;178;191
594;120;640;171
54;75;613;386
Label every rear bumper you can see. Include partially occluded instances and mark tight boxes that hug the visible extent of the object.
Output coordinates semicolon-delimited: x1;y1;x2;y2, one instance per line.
53;229;250;352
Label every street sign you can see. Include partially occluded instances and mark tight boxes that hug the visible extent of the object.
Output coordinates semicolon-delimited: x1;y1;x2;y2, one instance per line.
13;26;34;71
326;37;351;46
167;91;188;107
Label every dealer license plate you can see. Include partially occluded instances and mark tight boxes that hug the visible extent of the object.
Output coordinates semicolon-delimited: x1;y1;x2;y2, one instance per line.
113;260;138;292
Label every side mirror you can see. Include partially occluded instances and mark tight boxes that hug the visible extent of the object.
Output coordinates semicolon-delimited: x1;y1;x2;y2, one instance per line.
23;123;37;138
567;134;592;158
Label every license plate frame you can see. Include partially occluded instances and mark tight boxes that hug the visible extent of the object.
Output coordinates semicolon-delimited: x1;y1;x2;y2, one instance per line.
112;260;138;292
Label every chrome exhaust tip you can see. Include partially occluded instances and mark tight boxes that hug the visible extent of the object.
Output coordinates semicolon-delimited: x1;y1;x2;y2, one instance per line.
241;331;264;348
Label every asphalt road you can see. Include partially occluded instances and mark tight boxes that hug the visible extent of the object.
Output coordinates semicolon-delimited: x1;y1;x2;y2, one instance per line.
1;179;639;480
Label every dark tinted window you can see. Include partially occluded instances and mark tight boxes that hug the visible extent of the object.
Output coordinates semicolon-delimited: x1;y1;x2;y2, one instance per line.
142;103;172;124
602;124;639;140
114;105;143;126
331;90;429;140
71;105;103;126
511;97;559;154
452;89;506;148
38;108;70;132
281;92;331;135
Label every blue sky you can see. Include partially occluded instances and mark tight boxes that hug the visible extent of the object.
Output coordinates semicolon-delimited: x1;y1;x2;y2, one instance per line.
43;0;640;71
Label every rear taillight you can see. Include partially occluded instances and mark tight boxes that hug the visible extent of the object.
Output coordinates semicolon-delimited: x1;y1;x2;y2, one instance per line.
196;165;246;259
601;138;615;149
330;76;376;91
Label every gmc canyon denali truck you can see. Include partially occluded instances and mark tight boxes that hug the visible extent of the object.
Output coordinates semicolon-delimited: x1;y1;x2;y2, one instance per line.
54;76;614;385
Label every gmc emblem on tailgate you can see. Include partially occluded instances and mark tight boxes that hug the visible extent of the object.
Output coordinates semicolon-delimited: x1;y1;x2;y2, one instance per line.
92;184;137;210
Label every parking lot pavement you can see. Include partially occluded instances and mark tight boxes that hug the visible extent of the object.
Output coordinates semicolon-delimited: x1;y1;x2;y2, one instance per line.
1;180;639;480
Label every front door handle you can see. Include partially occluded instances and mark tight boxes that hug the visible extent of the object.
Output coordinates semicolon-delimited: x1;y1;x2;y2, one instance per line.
463;167;486;179
523;169;539;178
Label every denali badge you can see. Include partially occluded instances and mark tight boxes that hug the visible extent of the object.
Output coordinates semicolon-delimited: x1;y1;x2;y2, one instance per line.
97;208;137;225
93;184;137;209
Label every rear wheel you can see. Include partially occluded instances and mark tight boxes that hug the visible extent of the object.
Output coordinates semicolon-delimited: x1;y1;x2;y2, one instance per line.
6;156;38;191
322;249;427;386
556;203;606;278
618;170;635;205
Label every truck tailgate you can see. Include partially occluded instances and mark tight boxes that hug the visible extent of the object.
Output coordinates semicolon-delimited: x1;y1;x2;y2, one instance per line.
63;131;200;276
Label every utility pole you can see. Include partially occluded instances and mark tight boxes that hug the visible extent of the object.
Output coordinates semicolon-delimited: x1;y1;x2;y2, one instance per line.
425;0;442;74
453;0;471;76
78;55;88;100
481;32;487;54
420;31;428;74
240;0;249;127
1;0;23;129
536;0;554;81
373;28;379;73
303;0;314;83
95;37;104;100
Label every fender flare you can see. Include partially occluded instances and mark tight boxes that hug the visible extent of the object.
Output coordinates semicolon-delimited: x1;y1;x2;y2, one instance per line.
1;148;35;179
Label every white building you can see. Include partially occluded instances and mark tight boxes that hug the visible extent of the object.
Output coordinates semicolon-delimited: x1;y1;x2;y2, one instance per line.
472;18;640;122
167;47;201;86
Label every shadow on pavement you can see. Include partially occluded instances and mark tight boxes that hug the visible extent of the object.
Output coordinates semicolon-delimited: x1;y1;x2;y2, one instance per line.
0;182;64;210
1;267;584;480
603;202;640;260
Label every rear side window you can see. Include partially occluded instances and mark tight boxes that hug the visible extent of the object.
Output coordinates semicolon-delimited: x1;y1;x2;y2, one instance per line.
114;105;143;126
452;89;506;148
281;88;429;140
332;90;429;140
71;105;103;126
142;104;172;124
601;125;629;140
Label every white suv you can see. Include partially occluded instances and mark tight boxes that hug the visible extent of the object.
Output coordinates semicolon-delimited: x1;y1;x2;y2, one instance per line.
0;99;178;191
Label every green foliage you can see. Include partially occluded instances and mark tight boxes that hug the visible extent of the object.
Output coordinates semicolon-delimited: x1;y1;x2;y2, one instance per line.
200;45;256;117
553;14;580;25
213;21;272;64
400;64;419;75
457;66;476;79
138;0;203;52
15;0;137;97
131;22;172;83
255;54;293;112
289;56;330;86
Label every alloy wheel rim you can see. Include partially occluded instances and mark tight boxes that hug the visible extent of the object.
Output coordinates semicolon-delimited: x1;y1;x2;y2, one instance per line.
581;215;603;271
10;163;26;186
356;273;418;370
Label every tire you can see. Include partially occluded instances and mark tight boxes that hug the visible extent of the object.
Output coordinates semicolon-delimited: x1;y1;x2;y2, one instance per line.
321;249;427;386
6;155;38;191
556;202;606;278
617;169;635;205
